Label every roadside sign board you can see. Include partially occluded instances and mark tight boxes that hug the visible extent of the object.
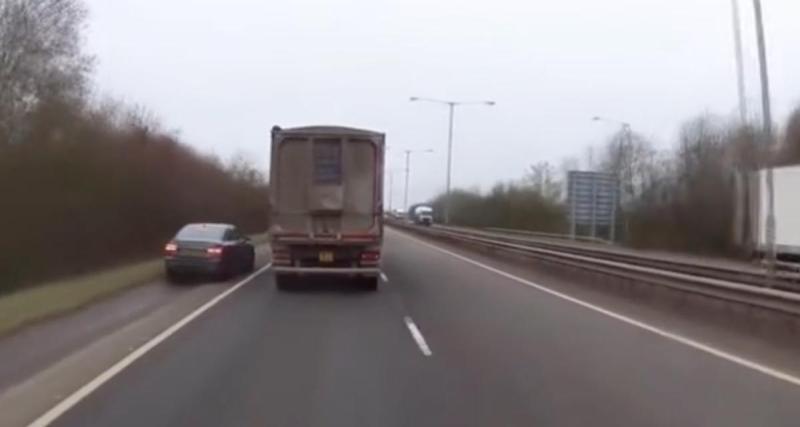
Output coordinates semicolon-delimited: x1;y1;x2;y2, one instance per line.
567;171;619;241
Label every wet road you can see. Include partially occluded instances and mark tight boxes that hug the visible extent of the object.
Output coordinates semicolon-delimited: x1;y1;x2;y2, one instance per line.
48;229;800;427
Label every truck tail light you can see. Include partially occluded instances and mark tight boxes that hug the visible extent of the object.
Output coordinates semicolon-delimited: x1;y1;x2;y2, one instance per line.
207;245;224;258
272;248;291;265
361;250;381;265
164;242;178;256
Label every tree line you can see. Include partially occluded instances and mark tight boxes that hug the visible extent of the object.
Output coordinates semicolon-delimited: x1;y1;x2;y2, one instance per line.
432;107;800;256
0;0;269;292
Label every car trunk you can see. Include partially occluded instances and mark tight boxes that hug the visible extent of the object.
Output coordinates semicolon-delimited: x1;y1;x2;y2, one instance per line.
174;240;217;259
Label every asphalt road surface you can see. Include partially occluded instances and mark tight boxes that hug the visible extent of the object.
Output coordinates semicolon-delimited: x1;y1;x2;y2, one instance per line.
45;229;800;427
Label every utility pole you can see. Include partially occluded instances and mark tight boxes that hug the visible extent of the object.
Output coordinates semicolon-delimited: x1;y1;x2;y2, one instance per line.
753;0;776;277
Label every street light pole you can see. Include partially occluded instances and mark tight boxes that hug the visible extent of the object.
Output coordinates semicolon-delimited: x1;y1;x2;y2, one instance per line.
387;169;394;212
445;103;455;224
404;151;411;211
410;97;495;224
402;149;434;212
752;0;776;276
731;0;748;123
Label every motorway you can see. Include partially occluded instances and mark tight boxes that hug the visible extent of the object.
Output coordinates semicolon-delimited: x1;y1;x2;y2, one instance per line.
19;228;800;426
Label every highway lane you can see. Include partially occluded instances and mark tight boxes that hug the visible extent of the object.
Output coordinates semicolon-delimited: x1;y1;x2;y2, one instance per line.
0;244;273;399
47;228;800;427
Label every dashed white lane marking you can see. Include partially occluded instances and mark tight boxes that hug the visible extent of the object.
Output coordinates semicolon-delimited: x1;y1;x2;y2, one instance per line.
27;263;273;427
404;316;433;357
396;231;800;388
380;272;389;282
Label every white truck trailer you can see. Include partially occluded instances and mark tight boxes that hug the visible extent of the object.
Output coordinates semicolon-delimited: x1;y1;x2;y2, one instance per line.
735;165;800;260
268;125;385;290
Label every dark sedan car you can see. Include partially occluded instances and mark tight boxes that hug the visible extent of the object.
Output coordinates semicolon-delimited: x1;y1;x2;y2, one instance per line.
164;223;255;281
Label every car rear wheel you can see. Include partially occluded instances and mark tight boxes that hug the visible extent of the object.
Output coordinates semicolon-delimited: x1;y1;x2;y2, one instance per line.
216;259;233;281
166;268;182;283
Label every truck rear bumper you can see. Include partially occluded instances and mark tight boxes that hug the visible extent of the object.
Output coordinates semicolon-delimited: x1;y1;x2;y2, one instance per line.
271;266;380;276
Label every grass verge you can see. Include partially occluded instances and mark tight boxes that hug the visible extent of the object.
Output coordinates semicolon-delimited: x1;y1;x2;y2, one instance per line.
0;260;163;337
0;232;269;337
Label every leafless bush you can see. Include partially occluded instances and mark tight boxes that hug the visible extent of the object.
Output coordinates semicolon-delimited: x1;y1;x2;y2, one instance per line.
0;0;269;292
0;101;270;292
431;180;566;233
616;114;776;255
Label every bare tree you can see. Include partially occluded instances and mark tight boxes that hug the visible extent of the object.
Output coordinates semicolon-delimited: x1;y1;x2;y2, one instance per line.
623;115;741;252
583;145;596;171
123;103;162;136
559;156;580;174
726;123;764;170
598;129;656;206
525;161;561;200
779;106;800;164
0;0;92;144
675;116;727;184
228;153;266;185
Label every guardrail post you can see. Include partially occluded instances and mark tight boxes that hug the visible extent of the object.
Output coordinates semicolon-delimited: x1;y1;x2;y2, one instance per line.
569;176;576;240
591;181;597;239
609;185;617;243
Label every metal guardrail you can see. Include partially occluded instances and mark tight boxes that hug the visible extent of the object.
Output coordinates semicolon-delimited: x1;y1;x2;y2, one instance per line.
390;222;800;317
435;225;800;289
484;227;608;244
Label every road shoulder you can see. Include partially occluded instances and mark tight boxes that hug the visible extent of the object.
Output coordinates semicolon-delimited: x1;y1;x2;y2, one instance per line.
0;246;271;426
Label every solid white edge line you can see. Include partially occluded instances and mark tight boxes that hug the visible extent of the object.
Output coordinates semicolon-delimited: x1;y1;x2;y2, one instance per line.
380;272;389;283
27;263;273;427
404;316;433;356
395;230;800;387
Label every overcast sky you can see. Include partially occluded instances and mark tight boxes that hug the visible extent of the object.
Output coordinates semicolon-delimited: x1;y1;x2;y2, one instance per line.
85;0;800;208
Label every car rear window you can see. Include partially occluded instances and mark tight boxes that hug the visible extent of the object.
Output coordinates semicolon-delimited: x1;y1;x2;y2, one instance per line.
176;224;227;241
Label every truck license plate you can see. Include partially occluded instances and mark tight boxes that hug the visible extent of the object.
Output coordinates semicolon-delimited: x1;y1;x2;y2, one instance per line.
319;251;334;263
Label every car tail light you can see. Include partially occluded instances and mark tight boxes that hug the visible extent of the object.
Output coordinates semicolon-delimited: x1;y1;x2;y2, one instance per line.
361;250;380;263
207;246;224;257
164;242;178;255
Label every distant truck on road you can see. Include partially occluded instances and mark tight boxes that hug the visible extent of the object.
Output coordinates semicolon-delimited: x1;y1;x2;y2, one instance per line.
734;165;800;262
268;125;385;290
408;204;434;226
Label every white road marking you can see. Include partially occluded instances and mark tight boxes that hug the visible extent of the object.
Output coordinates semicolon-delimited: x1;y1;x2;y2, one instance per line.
396;231;800;387
404;316;433;356
380;272;389;282
27;263;273;427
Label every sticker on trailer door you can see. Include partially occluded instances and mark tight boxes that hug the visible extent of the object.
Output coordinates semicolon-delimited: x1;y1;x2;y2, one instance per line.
319;251;334;263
